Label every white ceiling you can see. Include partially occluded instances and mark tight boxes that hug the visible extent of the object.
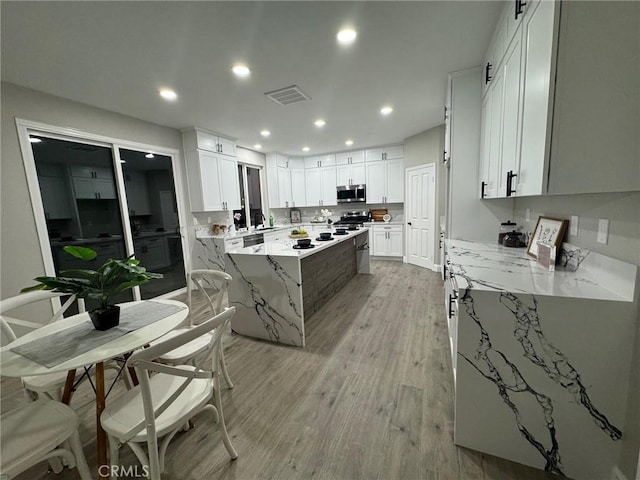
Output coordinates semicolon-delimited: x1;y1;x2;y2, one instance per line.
1;1;502;156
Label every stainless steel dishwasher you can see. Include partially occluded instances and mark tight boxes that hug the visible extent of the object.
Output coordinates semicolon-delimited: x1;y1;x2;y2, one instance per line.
243;232;264;248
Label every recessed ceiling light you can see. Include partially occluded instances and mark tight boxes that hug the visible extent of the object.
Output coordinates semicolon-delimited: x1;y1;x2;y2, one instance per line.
302;146;310;152
337;28;357;45
345;139;354;146
232;64;251;77
380;106;394;115
254;144;262;149
159;88;177;101
145;153;155;159
260;130;271;137
29;137;42;143
314;119;326;128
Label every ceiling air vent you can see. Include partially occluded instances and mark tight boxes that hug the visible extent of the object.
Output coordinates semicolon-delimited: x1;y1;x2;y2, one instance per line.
264;85;311;106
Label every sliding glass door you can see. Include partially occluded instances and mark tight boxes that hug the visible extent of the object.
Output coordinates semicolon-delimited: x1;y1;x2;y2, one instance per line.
29;134;133;312
27;131;187;310
119;148;186;298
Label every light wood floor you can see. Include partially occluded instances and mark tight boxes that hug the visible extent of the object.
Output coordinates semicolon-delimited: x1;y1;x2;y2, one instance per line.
3;261;556;480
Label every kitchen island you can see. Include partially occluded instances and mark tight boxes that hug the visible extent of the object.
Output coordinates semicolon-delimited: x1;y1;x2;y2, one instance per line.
226;228;369;347
444;239;638;479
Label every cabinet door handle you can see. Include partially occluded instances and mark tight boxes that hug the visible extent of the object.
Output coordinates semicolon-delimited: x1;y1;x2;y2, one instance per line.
485;62;493;84
506;170;518;197
481;181;487;199
448;293;457;319
443;150;447;163
515;0;527;19
444;105;448;121
443;263;447;279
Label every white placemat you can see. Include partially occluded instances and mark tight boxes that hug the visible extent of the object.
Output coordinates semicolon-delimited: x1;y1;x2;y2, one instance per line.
11;301;185;368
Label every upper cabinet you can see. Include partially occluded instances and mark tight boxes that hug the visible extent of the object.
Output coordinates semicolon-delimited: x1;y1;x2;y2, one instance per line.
336;151;366;186
185;149;241;212
183;128;236;157
37;163;73;219
366;158;404;204
183;128;240;212
123;171;151;216
70;166;117;200
479;0;640;198
266;154;306;208
365;145;403;162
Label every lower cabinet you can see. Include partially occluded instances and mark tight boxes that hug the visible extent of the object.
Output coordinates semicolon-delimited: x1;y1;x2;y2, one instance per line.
53;241;125;272
134;237;169;271
370;224;402;257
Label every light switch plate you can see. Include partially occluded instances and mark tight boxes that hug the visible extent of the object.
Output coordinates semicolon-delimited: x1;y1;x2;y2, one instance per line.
192;217;198;226
597;218;609;244
570;215;579;236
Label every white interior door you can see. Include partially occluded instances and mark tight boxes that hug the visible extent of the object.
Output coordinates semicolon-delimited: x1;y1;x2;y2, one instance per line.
406;164;436;270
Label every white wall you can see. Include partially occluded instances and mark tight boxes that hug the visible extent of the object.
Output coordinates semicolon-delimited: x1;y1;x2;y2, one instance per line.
0;82;186;303
513;192;640;265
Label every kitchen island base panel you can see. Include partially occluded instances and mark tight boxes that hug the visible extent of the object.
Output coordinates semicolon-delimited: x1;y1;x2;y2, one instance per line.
301;238;357;318
454;289;636;480
226;230;369;347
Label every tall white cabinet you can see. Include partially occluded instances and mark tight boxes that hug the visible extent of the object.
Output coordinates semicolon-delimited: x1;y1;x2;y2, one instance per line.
479;0;640;197
183;128;241;212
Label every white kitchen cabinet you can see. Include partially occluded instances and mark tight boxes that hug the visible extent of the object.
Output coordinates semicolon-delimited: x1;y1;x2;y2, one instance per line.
304;165;337;207
134;236;169;271
365;145;403;162
336;150;364;165
182;128;236;157
304;154;335;169
366;158;404;204
479;62;504;199
370;224;402;257
336;163;366;186
480;1;639;197
290;168;306;207
124;171;151;216
276;165;292;208
37;163;73;220
185;149;240;212
71;166;117;200
498;30;523;198
517;0;555;197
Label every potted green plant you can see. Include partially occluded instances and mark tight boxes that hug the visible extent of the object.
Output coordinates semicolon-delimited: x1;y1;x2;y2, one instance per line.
21;245;163;330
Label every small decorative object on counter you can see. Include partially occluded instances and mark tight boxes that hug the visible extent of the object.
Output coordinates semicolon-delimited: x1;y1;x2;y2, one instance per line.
290;208;301;223
536;242;556;271
289;228;308;239
498;221;518;244
502;230;526;248
527;216;569;259
269;213;274;227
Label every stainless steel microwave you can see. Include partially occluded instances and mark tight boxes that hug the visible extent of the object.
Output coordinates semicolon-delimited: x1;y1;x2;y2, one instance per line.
337;185;366;204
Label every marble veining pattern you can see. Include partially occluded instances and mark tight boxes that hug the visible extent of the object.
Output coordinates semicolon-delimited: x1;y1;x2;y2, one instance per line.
447;240;633;301
226;252;304;346
192;237;225;271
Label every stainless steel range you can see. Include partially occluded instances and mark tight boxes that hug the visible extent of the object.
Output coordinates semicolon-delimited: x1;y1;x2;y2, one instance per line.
333;211;370;227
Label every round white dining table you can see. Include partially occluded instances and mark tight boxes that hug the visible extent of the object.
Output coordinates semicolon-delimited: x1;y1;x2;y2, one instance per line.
0;299;188;479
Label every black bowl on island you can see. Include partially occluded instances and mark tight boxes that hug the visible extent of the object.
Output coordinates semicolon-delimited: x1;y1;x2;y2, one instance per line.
319;232;332;240
297;238;312;247
335;228;347;234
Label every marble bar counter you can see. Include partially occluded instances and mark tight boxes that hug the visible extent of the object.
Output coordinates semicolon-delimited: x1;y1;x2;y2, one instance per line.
226;229;369;347
444;239;638;480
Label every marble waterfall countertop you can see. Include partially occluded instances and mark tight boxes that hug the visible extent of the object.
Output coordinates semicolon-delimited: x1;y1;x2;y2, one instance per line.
226;228;368;258
446;239;637;302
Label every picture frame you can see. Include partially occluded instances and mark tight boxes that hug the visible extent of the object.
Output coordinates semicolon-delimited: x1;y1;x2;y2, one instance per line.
527;216;569;259
290;208;301;223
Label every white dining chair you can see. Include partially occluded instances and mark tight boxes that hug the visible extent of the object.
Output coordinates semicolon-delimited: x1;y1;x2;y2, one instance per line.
0;398;92;480
100;307;238;480
0;290;84;401
155;270;234;388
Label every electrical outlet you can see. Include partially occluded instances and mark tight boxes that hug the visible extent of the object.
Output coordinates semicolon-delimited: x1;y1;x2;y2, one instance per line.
570;215;579;236
525;208;530;222
597;218;609;244
207;216;212;224
192;217;198;226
